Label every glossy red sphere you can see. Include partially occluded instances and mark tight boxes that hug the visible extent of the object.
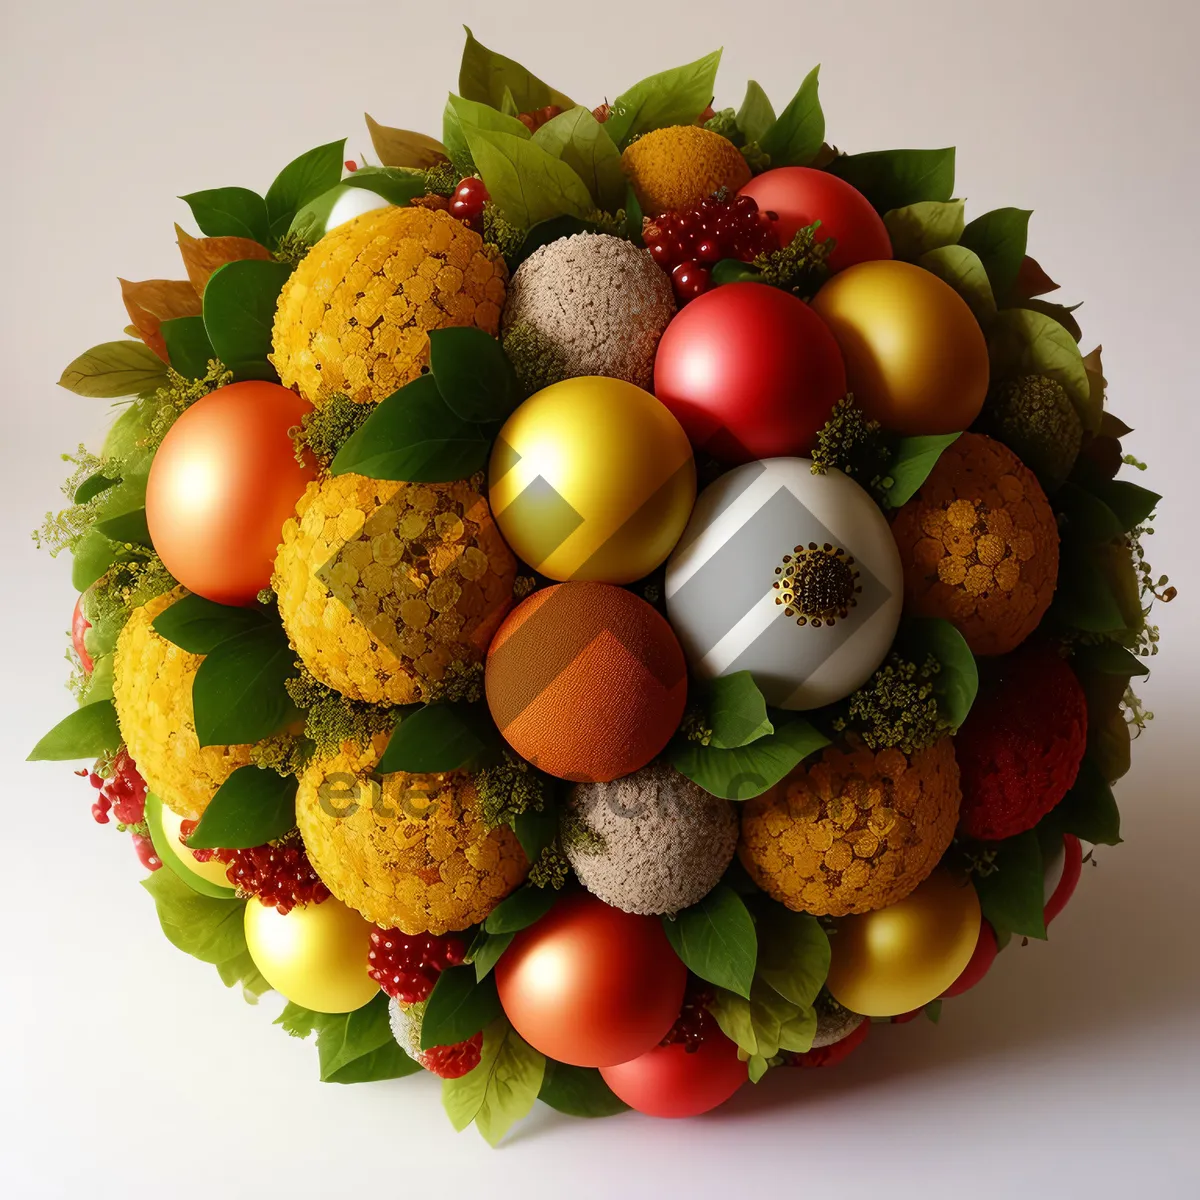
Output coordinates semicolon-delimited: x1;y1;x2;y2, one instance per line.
71;594;93;674
737;167;893;273
652;282;847;463
494;892;687;1068
1045;834;1084;926
600;1030;747;1118
941;920;999;998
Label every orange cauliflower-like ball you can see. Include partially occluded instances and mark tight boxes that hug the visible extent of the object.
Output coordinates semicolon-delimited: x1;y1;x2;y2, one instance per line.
890;432;1059;656
271;205;508;405
621;126;751;216
738;738;961;916
295;733;528;934
274;474;517;705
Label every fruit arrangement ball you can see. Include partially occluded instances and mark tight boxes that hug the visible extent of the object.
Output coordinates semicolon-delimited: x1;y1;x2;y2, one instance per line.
620;125;751;216
112;589;256;816
145;381;315;606
271;205;508;405
739;738;961;916
825;868;982;1017
737;167;893;272
500;233;675;393
600;1029;747;1118
274;474;516;705
495;892;687;1067
890;433;1060;656
953;644;1088;841
488;377;695;584
295;733;528;934
666;458;902;710
810;259;989;435
485;582;688;782
653;282;847;463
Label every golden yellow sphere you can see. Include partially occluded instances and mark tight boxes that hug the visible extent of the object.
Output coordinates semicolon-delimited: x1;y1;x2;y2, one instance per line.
488;377;696;583
243;894;379;1014
621;126;752;216
295;734;528;934
271;205;508;406
825;868;982;1017
274;474;517;704
147;793;235;892
810;260;990;436
112;588;256;816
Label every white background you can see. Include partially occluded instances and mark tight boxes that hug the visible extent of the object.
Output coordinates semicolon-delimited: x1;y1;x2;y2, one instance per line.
2;1;1197;1195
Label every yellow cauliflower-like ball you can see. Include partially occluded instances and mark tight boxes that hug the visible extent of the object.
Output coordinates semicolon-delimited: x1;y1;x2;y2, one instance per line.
738;738;961;916
112;589;255;817
621;125;752;216
271;205;508;406
274;474;517;705
296;733;528;933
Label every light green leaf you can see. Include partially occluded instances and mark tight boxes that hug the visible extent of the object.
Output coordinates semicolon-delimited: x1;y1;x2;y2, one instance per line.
987;307;1091;418
736;80;776;145
458;26;574;113
708;979;816;1059
442;1019;545;1146
884;432;962;508
28;699;121;761
140;867;248;965
883;199;965;260
959;207;1031;303
662;885;757;998
144;792;235;900
918;244;997;325
759;65;824;168
533;107;626;213
705;670;773;749
58;340;169;398
93;507;151;548
747;1054;770;1083
756;908;830;1008
827;147;956;214
604;49;723;149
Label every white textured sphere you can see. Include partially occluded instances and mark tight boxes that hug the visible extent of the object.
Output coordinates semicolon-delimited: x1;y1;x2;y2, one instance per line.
665;458;903;710
324;185;390;232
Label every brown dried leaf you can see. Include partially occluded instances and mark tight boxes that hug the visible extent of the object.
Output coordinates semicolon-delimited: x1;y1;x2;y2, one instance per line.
176;224;272;296
1014;255;1060;298
365;114;448;169
119;278;202;362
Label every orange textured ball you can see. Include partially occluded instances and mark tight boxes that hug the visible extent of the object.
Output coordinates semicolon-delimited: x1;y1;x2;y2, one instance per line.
890;432;1060;656
495;892;687;1067
485;582;687;782
146;382;315;605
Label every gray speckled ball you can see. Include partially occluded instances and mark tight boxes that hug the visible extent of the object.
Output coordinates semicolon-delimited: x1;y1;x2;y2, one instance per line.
500;232;675;393
564;761;738;915
810;991;867;1049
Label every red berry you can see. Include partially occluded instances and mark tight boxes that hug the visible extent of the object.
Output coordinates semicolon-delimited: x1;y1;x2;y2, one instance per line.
671;260;711;302
420;1033;483;1079
660;982;719;1052
369;929;468;1003
84;751;147;827
344;160;358;172
694;237;722;264
181;828;329;914
133;834;161;872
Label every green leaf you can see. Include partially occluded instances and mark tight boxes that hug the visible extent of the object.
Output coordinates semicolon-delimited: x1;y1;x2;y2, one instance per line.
712;258;762;285
604;49;723;150
1091;479;1160;531
467;929;514;982
93;507;151;548
539;1062;629;1117
159;315;215;380
316;993;423;1083
987;307;1091;420
180;186;270;245
58;340;169;398
925;998;943;1024
532;106;626;213
187;766;297;850
28;699;121;761
1046;757;1121;846
342;166;429;207
144;792;235;899
446;92;533;145
511;214;600;270
748;1054;771;1083
458;26;574;113
918;245;997;325
708;979;816;1059
442;1019;545;1146
705;671;773;749
377;702;495;774
71;528;120;592
885;432;962;508
973;831;1047;940
1052;544;1130;635
662;885;757;998
511;806;558;863
463;123;596;228
484;885;558;935
500;86;520;117
755;907;830;1008
959;207;1031;304
1071;642;1150;678
759;65;824;168
827;147;956;214
151;592;272;655
671;714;829;800
191;624;301;748
427;326;519;424
896;617;979;728
736;80;776;145
883;199;965;260
83;654;115;704
330;374;491;482
202;259;292;383
275;1001;329;1040
421;966;503;1049
73;472;120;505
265;139;346;242
1056;481;1125;543
624;183;644;245
1022;298;1083;342
140;867;248;965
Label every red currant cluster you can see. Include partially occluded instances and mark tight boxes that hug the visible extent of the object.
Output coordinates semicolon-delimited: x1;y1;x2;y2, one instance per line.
368;929;468;1003
661;982;719;1053
647;192;781;302
420;1034;483;1079
518;105;562;133
182;827;329;914
449;177;489;228
83;750;147;827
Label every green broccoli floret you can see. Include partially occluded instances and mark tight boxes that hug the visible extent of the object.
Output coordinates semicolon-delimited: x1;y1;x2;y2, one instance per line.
836;652;950;753
501;320;570;396
285;668;396;757
474;750;551;828
528;842;570;889
292;392;372;465
753;221;832;298
811;396;894;503
482;202;526;264
703;108;745;147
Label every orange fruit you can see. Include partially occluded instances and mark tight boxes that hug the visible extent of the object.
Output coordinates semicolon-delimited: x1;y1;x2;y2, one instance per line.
485;582;687;783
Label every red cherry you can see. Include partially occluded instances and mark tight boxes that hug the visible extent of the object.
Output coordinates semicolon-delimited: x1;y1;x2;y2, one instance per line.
693;237;722;264
600;1028;747;1118
670;260;710;302
71;595;93;674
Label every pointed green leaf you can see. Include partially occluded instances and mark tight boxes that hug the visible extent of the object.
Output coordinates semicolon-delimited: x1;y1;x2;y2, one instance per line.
708;980;815;1059
918;244;997;325
827;147;956;214
377;701;496;774
1091;479;1160;531
885;432;962;508
987;307;1091;417
756;907;830;1008
421;966;503;1049
145;792;235;899
442;1019;545;1146
151;592;273;655
427;325;519;424
1046;757;1121;846
187;765;298;850
883;199;965;260
341;166;428;207
624;182;644;245
662;885;757;998
202;258;292;383
93;506;151;548
265;139;346;241
316;993;423;1082
467;929;514;982
759;65;824;168
959;207;1031;303
532;106;626;213
140;867;248;965
973;831;1047;940
70;528;121;592
736;80;776;145
28;699;121;761
459;26;574;112
1071;642;1150;678
180;186;270;245
74;472;121;505
160;315;216;380
896;617;979;728
538;1062;629;1117
604;49;723;149
704;670;773;749
484;885;558;935
58;340;169;398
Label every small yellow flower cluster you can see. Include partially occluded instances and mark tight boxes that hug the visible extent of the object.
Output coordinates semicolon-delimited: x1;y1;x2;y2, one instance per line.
274;474;517;706
621;125;751;216
890;433;1060;656
296;733;528;934
271;205;508;406
738;738;961;916
111;589;255;816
